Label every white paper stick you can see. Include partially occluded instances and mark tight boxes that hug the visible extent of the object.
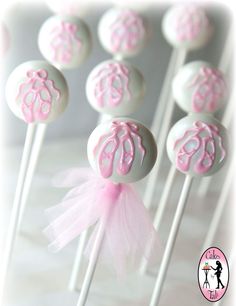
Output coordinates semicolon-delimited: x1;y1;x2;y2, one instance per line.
151;49;178;139
0;124;36;303
201;161;233;253
68;230;89;292
218;25;233;73
144;49;187;210
76;210;110;306
140;165;177;274
149;175;193;306
17;123;47;229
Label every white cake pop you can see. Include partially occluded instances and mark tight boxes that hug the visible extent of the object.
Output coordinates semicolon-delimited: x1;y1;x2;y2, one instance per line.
98;7;148;57
172;61;228;114
87;118;157;183
6;60;69;123
162;4;213;50
38;15;92;69
86;60;145;116
166;114;228;177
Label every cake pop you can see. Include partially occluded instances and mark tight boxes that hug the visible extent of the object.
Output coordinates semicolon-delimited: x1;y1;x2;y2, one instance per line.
44;118;158;306
172;61;227;114
98;7;148;58
6;60;69;123
86;59;145;116
1;60;69;304
162;4;213;50
38;15;91;69
144;4;213;210
149;114;228;306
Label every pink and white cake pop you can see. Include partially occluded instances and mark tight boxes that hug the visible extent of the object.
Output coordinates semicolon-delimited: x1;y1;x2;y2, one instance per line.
162;4;213;50
166;114;228;177
172;61;228;114
6;61;69;123
86;60;145;116
38;15;91;69
98;7;148;57
87;118;157;183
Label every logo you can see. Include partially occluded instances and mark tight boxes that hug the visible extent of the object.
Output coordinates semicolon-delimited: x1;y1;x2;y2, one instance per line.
198;247;229;302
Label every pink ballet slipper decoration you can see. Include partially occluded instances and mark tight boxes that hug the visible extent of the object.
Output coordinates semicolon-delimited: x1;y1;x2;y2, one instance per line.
50;21;81;64
44;168;158;274
174;121;226;174
94;121;146;178
174;5;209;42
93;63;131;108
188;67;227;112
16;69;61;123
110;9;145;52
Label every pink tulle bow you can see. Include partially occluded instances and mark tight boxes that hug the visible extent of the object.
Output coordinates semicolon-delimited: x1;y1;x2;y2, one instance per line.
44;167;159;274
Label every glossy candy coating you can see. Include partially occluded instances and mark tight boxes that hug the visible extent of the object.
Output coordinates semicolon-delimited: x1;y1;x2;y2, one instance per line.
86;59;145;116
172;61;227;114
87;118;157;183
6;60;69;123
98;7;148;57
38;15;91;69
167;114;228;177
162;4;213;50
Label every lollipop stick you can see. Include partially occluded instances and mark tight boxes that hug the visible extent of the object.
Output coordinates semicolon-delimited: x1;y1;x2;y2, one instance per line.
149;175;193;306
201;161;233;254
144;49;187;210
17;123;47;229
140;165;177;274
68;230;89;291
151;49;178;139
0;123;36;303
76;213;109;306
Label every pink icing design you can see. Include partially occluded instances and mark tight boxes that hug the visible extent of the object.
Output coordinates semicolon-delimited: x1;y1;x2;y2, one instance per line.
94;121;146;178
174;5;209;41
50;21;81;63
109;9;145;52
93;63;131;108
174;121;226;174
188;67;227;112
16;69;61;123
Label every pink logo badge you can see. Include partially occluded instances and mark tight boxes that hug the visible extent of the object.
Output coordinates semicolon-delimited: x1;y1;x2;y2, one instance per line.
198;247;229;302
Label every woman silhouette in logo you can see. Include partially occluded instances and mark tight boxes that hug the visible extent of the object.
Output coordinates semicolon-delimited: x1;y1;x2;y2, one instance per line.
211;261;225;289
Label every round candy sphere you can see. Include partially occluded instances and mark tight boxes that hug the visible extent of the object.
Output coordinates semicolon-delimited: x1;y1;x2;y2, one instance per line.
98;7;148;57
86;60;145;116
172;61;227;114
87;118;157;183
38;15;91;69
162;4;213;50
6;60;69;123
166;114;228;177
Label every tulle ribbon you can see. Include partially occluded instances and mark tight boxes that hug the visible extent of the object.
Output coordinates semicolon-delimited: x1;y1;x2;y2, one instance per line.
44;167;159;274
